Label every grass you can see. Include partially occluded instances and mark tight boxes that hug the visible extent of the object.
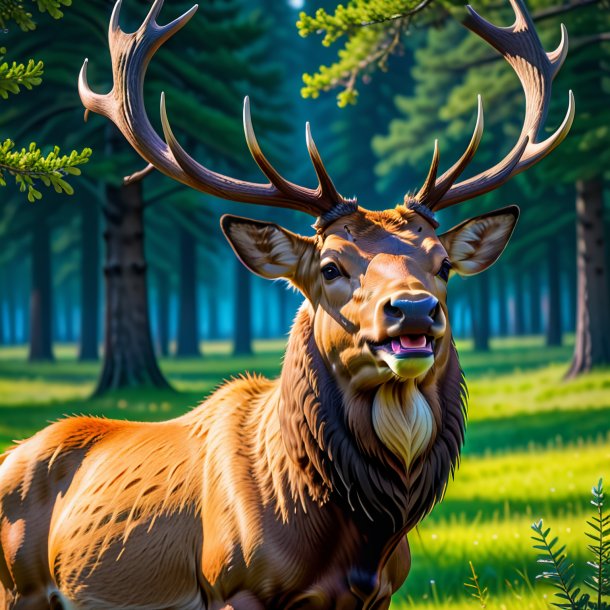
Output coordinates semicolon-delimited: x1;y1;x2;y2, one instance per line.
0;335;608;609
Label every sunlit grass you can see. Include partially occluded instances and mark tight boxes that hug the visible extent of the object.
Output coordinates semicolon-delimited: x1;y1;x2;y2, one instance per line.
399;441;609;605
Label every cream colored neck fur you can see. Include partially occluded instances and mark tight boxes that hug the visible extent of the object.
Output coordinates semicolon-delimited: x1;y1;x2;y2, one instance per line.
371;380;435;470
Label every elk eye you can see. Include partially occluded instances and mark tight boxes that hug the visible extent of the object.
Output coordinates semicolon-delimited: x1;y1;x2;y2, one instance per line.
321;263;342;281
437;258;452;282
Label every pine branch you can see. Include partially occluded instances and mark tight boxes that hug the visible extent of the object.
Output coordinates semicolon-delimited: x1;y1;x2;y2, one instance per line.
464;561;489;608
0;140;91;202
0;0;72;31
298;0;444;105
301;24;405;107
0;46;43;99
298;0;604;104
297;0;439;46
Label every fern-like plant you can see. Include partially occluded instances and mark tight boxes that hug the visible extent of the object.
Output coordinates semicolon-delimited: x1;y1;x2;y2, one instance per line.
532;479;609;610
584;480;610;607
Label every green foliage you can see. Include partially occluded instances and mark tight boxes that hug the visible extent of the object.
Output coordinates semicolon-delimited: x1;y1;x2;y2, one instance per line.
0;140;91;202
301;25;389;107
584;481;610;605
531;519;583;608
465;562;489;608
298;0;455;105
298;0;434;46
531;480;610;609
0;0;71;31
0;0;89;202
0;46;42;98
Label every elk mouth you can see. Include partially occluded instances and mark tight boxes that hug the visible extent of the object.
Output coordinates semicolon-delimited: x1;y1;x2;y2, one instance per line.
371;334;435;358
370;334;435;380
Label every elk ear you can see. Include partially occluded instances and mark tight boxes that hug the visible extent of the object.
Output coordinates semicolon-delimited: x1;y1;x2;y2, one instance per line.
220;215;314;281
438;205;519;276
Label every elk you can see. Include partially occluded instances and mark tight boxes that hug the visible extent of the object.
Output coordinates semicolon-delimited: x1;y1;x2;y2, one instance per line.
0;0;573;608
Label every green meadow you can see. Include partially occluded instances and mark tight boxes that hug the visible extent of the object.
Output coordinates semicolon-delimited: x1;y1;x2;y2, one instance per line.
0;336;608;609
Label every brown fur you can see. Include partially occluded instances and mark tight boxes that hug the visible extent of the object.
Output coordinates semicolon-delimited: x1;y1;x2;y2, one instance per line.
0;207;517;609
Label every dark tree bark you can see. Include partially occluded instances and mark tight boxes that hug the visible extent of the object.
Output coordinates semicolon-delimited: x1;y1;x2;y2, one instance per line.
472;273;490;352
207;286;220;340
546;236;563;347
79;202;100;361
6;263;16;344
513;271;526;336
176;226;200;357
566;177;610;378
64;281;75;343
529;267;542;335
20;264;29;344
29;218;54;361
96;180;171;394
496;265;509;337
0;271;4;346
233;260;252;356
565;268;576;333
156;269;170;357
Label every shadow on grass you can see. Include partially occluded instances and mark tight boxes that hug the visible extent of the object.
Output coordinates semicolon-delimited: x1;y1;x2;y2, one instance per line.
464;405;610;455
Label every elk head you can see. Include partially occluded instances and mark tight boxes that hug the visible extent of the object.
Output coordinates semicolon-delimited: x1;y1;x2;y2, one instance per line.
79;0;573;479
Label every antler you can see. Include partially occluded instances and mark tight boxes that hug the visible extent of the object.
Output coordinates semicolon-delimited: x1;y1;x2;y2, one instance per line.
413;0;575;213
78;0;353;219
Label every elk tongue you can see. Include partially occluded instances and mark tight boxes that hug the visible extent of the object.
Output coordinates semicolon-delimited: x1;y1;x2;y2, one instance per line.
399;335;427;349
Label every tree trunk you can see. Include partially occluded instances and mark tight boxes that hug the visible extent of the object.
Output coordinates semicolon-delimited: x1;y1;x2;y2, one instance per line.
546;237;563;347
96;180;171;394
176;226;200;357
6;262;16;344
472;274;490;352
79;202;100;361
529;268;542;336
207;286;220;340
566;177;610;377
496;265;509;337
233;260;252;356
156;269;170;357
29;218;54;361
64;281;75;343
0;270;4;346
513;271;526;336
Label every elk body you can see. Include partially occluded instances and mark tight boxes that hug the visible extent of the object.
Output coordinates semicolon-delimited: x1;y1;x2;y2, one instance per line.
0;1;573;608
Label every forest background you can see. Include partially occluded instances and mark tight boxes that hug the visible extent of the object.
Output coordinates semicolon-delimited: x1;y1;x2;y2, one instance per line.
0;0;608;607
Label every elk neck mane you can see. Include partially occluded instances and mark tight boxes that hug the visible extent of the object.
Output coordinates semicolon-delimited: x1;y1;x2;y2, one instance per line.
278;304;468;533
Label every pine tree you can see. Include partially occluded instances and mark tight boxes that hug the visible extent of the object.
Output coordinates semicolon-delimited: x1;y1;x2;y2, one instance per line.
1;0;290;390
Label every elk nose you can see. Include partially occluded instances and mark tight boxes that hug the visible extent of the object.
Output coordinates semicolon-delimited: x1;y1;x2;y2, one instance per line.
383;294;439;332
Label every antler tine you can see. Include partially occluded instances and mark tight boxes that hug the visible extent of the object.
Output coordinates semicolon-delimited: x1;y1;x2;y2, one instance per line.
548;23;569;75
414;0;574;214
306;122;343;206
142;0;165;28
416;96;484;207
415;139;440;204
109;0;123;34
78;58;112;123
242;97;300;196
79;0;348;219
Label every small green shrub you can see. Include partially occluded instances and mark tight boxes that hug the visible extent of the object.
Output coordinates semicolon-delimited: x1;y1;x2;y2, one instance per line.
532;479;609;609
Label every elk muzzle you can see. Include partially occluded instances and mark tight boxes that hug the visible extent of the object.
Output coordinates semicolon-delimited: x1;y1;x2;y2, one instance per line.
371;292;446;379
